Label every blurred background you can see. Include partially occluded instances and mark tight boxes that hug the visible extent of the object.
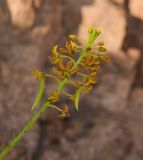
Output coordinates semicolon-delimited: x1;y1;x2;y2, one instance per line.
0;0;143;159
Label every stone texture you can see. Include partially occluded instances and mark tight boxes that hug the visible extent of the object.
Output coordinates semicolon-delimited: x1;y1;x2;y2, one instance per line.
124;88;143;160
130;0;143;20
7;0;35;29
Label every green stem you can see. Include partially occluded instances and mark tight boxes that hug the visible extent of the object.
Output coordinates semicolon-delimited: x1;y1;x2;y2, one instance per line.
45;74;59;82
57;78;68;93
73;48;86;68
77;72;87;77
48;104;63;112
61;55;76;64
0;102;50;160
61;90;73;97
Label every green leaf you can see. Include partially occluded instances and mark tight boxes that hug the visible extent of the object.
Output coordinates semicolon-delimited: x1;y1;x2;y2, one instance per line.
74;89;81;111
31;79;45;110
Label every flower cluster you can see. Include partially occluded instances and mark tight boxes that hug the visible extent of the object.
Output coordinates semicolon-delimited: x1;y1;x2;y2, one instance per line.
33;27;109;118
53;60;77;79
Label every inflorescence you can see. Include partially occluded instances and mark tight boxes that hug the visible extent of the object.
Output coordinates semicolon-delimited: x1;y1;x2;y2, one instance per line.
0;27;109;160
32;26;109;118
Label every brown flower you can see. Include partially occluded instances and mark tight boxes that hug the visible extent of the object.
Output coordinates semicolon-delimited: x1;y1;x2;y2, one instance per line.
57;104;70;118
53;60;78;79
83;73;96;86
33;69;46;80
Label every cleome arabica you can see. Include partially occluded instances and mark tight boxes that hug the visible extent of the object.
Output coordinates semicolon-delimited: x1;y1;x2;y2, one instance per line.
0;27;109;160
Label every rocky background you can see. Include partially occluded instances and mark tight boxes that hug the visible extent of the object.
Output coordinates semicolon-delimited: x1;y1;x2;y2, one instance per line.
0;0;143;159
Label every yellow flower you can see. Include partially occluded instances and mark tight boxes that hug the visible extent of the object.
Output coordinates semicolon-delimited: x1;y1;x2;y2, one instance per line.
52;67;64;78
33;69;46;80
83;73;96;86
48;91;60;103
59;47;69;54
82;54;96;66
80;55;101;72
53;60;78;79
60;41;78;56
66;41;77;55
50;56;63;64
80;85;92;93
49;45;63;64
70;73;95;94
53;45;58;55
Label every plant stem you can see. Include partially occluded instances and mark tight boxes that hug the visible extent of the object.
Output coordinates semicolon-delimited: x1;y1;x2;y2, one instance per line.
74;48;86;68
45;74;59;82
61;55;76;64
61;90;73;97
0;102;50;160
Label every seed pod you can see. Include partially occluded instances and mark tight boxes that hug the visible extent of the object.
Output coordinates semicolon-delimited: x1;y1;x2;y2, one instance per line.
98;42;104;46
98;47;107;52
69;34;77;39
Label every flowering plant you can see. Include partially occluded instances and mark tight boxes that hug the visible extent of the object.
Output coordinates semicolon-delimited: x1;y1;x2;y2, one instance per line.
0;27;109;160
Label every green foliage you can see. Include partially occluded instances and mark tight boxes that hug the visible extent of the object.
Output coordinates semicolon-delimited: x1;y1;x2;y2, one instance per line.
73;89;81;110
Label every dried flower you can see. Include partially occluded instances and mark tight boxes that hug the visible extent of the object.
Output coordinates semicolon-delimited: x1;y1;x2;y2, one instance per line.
50;45;63;64
59;41;78;56
57;104;70;118
47;91;60;103
53;60;78;79
83;73;96;86
33;69;46;80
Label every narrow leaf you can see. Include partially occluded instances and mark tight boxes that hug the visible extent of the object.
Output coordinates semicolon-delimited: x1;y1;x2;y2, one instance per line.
32;79;45;110
74;90;81;111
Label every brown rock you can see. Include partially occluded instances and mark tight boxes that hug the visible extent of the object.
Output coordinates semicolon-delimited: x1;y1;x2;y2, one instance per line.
7;0;35;29
126;88;143;159
129;0;143;20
